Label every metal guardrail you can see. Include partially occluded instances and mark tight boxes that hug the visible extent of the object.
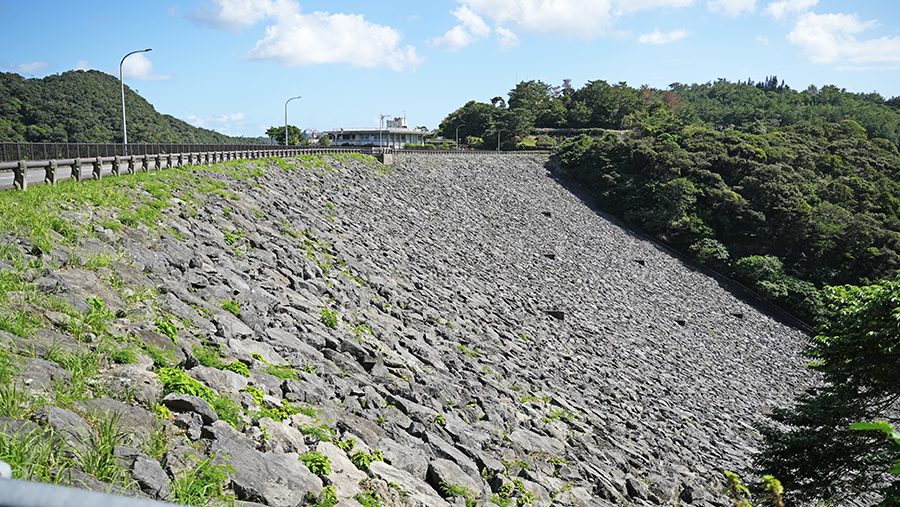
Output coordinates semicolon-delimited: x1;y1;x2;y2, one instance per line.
0;143;550;163
0;142;292;162
0;477;177;507
0;144;549;191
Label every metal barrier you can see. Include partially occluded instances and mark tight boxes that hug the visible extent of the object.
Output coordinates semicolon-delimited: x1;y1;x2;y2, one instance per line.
0;477;177;507
0;144;549;192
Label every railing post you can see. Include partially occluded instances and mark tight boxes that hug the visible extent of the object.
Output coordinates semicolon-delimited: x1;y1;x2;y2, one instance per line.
155;155;162;171
93;156;103;180
127;156;136;175
168;154;175;169
112;156;121;176
46;159;58;185
14;160;27;191
72;158;82;182
141;156;150;172
178;153;185;167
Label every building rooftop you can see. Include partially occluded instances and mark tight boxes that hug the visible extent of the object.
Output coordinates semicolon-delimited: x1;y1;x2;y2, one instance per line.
329;127;426;135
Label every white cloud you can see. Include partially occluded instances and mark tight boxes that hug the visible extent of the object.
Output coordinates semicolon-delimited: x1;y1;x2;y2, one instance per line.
763;0;817;20
75;59;92;71
707;0;756;17
197;0;421;71
638;28;689;44
496;26;520;48
192;0;293;30
788;11;900;66
459;0;614;39
121;53;171;81
249;11;422;70
614;0;695;15
186;112;247;134
429;5;492;52
5;61;48;75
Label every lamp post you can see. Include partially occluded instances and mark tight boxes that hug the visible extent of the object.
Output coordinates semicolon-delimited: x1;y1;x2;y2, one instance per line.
119;48;152;152
284;96;301;146
455;123;465;150
497;128;504;153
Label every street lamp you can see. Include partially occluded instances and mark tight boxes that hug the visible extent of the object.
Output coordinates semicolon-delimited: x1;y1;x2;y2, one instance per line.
455;123;465;150
119;48;152;151
497;128;505;153
284;96;301;146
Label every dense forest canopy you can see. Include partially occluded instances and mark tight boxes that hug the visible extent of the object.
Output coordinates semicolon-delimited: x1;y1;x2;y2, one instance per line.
441;77;900;146
0;70;262;144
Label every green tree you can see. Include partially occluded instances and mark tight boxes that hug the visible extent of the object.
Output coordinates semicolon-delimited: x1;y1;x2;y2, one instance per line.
757;279;900;504
265;125;305;146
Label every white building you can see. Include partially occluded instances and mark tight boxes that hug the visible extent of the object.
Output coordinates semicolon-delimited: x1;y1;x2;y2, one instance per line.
329;116;426;149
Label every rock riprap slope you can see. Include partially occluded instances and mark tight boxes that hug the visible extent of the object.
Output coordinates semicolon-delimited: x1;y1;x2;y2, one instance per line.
0;153;810;506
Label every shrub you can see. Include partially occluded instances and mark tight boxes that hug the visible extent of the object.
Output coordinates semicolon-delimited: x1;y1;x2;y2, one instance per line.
320;308;339;329
300;450;331;475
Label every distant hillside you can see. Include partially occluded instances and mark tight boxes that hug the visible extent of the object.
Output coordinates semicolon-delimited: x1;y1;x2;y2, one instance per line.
0;70;264;144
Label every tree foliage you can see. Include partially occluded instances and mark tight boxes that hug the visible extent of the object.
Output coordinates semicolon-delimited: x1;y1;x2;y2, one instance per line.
757;279;900;504
0;70;262;144
552;79;900;322
264;125;306;145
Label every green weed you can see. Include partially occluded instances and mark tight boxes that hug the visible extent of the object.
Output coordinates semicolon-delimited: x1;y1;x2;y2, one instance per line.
320;308;339;329
70;414;133;488
300;450;331;475
170;457;234;506
220;299;240;316
0;427;69;483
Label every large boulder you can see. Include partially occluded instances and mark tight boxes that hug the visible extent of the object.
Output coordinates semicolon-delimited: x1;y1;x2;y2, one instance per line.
206;420;323;506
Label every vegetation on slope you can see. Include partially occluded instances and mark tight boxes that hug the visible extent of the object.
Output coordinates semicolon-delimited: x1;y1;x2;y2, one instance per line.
0;154;372;501
0;70;263;144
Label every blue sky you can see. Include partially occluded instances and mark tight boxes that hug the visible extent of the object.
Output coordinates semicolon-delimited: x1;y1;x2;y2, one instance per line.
2;0;899;137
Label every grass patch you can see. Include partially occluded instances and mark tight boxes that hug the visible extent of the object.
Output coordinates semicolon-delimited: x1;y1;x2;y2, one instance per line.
0;309;41;337
266;363;299;381
170;456;234;506
220;299;240;316
355;491;383;507
455;343;478;358
0;427;69;483
440;482;478;507
70;414;133;488
81;253;116;271
193;343;249;377
156;367;243;428
297;422;333;442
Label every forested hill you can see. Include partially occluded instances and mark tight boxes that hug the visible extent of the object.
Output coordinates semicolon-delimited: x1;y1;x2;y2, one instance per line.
0;70;261;144
440;78;900;323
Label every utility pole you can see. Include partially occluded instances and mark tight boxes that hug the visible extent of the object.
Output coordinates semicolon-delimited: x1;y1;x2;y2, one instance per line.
497;129;504;153
455;123;465;150
284;96;301;146
119;48;152;153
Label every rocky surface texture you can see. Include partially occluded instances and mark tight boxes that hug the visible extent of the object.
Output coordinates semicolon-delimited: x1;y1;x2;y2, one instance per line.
0;153;811;506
